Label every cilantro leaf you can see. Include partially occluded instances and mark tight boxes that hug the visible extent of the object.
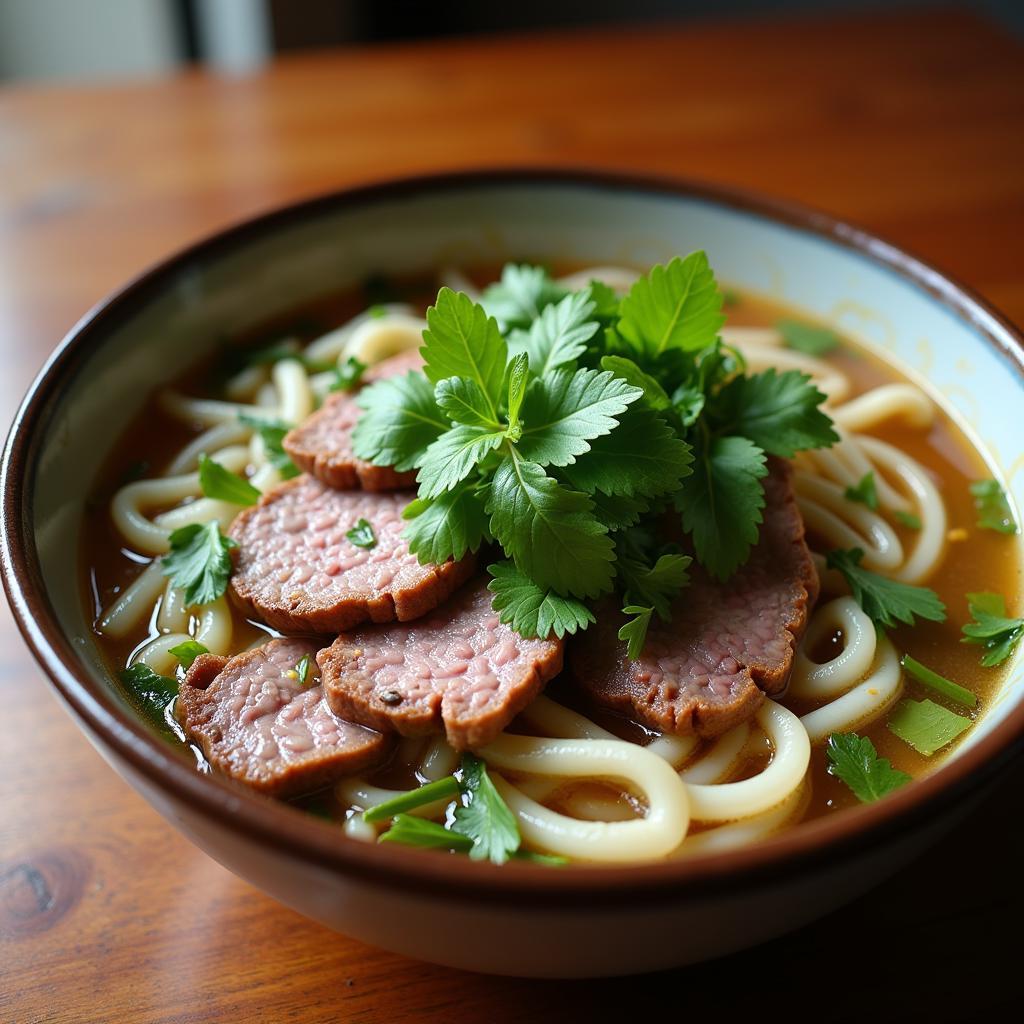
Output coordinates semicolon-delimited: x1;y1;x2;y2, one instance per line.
161;522;237;606
618;552;691;619
486;454;615;599
559;406;693;498
708;368;838;457
345;518;377;549
617;252;725;358
825;733;911;802
168;639;208;671
516;368;642;467
599;355;672;410
198;453;261;506
422;288;507;418
120;663;178;727
510;289;599;376
330;355;367;393
352;372;447;472
363;776;460;823
487;560;595;639
481;263;567;330
417;426;505;498
403;480;490;564
677;436;768;581
239;414;299;479
434;376;500;429
970;479;1018;534
962;592;1024;666
825;548;946;629
844;471;879;510
777;319;840;355
379;814;474;852
452;754;521;864
618;605;654;659
888;698;972;756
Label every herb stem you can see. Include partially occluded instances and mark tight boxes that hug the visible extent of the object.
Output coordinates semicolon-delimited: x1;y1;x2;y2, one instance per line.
362;776;460;823
900;653;977;709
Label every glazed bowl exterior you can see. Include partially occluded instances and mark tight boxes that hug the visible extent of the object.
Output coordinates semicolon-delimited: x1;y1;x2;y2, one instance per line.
3;170;1023;977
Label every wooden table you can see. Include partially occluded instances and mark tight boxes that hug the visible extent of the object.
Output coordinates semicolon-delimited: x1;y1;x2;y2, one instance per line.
2;8;1022;1021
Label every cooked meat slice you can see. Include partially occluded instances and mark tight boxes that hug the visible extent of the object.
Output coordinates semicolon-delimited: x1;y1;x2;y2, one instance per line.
283;349;423;491
570;459;819;738
318;578;563;750
229;475;475;633
177;637;393;797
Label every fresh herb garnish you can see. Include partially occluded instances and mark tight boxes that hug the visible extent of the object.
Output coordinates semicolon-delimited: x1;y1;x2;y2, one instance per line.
161;522;237;606
481;263;567;330
363;776;461;823
167;639;209;671
451;753;521;864
894;510;922;530
378;814;474;852
888;698;972;756
825;732;911;802
618;605;655;659
330;356;367;393
345;518;377;549
825;548;946;629
198;453;261;506
294;654;311;687
777;319;840;356
238;414;299;479
844;471;879;510
900;653;977;708
487;561;595;639
962;592;1024;666
970;479;1017;534
120;663;178;725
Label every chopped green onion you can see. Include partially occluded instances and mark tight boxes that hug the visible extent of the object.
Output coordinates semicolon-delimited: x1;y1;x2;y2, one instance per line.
900;653;977;708
894;510;922;530
378;814;473;851
363;776;460;823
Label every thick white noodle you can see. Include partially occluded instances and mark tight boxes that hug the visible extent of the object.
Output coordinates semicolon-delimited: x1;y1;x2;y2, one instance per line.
304;303;415;363
730;342;851;403
481;735;690;861
513;778;638;823
677;722;751;784
342;313;425;366
419;737;460;782
335;777;453;822
159;391;269;428
343;814;378;843
832;383;934;433
97;560;168;638
157;580;190;634
165;421;251;475
224;364;271;402
800;429;909;512
720;325;784;348
790;597;877;700
800;635;903;743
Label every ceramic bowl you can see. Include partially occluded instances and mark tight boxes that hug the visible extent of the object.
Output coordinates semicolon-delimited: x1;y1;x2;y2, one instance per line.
3;170;1023;978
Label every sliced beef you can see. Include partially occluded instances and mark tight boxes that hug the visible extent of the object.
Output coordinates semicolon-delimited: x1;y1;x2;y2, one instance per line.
571;459;819;738
318;578;563;750
229;475;475;633
283;349;423;491
177;637;393;797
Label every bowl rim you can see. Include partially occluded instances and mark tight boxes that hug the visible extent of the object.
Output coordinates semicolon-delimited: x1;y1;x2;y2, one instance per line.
3;166;1024;910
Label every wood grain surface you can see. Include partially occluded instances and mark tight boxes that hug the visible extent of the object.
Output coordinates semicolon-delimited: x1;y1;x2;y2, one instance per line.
2;8;1022;1022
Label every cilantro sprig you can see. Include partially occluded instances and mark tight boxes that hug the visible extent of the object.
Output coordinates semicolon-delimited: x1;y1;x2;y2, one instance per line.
962;592;1024;666
825;733;911;802
970;479;1017;534
161;521;237;606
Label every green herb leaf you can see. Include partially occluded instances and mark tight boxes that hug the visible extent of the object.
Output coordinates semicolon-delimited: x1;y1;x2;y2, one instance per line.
294;654;311;687
511;289;599;376
900;654;977;708
617;252;725;358
708;368;838;457
167;639;208;671
677;436;768;580
345;518;377;549
120;663;178;726
505;352;529;434
514;850;569;866
422;288;507;419
363;776;460;823
825;548;946;629
559;406;693;498
516;368;642;467
330;355;367;392
888;698;972;756
434;376;500;429
618;552;691;620
487;560;595;639
161;522;237;606
403;481;491;564
970;479;1017;534
777;319;840;356
481;263;567;330
894;510;922;530
452;754;521;864
486;454;615;599
599;355;672;410
962;592;1024;666
618;604;654;659
825;733;911;802
198;453;261;506
417;425;505;498
238;414;299;479
587;490;650;530
378;814;474;852
844;471;879;510
352;372;448;472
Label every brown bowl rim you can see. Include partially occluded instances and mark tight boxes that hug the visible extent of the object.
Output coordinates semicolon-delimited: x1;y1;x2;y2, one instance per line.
3;167;1023;910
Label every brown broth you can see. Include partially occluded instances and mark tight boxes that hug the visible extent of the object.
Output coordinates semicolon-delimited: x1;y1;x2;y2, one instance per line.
80;272;1023;835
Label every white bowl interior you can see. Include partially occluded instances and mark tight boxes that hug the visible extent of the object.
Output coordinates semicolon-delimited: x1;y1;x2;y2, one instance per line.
30;179;1024;753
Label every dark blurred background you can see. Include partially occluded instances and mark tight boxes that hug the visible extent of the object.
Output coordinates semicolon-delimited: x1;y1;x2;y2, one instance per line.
0;0;1021;82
